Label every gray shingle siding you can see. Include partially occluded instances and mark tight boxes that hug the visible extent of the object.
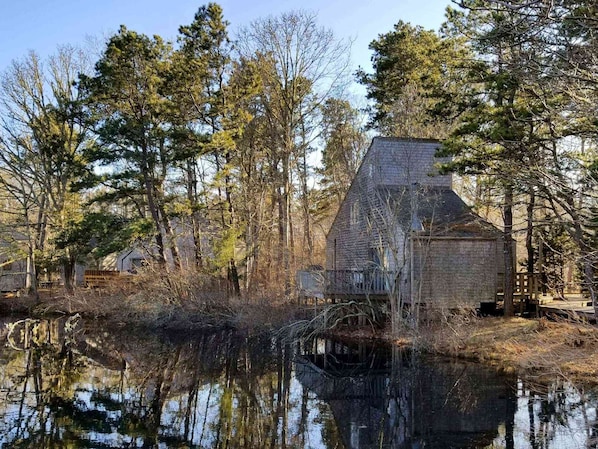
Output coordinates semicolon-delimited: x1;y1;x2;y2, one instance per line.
326;137;450;272
326;137;504;306
413;238;499;306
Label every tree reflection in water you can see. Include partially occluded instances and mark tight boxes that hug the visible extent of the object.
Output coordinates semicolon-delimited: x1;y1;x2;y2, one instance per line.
0;317;596;448
0;317;333;448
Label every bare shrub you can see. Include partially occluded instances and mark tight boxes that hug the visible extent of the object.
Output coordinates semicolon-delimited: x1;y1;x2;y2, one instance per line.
414;305;480;352
34;264;301;331
282;300;386;341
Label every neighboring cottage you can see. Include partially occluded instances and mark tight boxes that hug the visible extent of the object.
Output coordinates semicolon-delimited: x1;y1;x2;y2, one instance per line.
325;137;505;309
99;248;148;272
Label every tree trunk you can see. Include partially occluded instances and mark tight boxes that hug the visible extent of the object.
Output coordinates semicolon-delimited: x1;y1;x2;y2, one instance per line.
525;189;535;309
159;204;181;270
191;213;204;269
215;151;241;298
26;250;38;300
228;260;241;298
281;156;291;296
185;160;204;269
245;217;260;294
23;205;39;299
300;147;313;263
503;183;515;317
62;249;76;293
526;189;535;275
35;197;48;255
583;260;597;313
225;169;241;298
277;183;286;291
141;166;166;264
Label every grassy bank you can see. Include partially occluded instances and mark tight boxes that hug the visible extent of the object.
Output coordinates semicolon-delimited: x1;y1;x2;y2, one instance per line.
325;310;598;386
3;282;598;386
414;315;598;386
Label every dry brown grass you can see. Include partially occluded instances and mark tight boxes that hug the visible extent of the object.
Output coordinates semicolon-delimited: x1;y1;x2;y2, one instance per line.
421;315;598;385
3;267;300;332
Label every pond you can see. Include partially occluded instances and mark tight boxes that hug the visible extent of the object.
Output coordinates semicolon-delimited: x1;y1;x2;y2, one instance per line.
0;315;596;448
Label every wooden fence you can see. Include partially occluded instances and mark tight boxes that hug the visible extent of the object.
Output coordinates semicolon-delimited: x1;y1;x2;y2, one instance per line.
84;270;120;288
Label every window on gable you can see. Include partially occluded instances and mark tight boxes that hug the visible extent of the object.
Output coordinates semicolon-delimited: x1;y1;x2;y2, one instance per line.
131;258;145;268
350;201;360;226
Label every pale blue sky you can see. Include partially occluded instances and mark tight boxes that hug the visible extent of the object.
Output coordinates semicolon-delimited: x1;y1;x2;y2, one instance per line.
0;0;451;76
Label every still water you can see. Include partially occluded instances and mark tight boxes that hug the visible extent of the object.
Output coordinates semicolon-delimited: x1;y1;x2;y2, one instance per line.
0;315;596;448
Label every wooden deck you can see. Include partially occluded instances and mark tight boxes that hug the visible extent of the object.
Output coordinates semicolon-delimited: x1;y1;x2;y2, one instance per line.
537;294;595;322
317;270;598;323
325;270;540;302
324;269;392;299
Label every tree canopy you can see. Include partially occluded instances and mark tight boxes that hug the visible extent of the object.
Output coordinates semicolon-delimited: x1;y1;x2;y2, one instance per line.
0;1;596;308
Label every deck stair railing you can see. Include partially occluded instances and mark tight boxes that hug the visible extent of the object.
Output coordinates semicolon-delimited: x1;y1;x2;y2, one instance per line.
515;272;539;300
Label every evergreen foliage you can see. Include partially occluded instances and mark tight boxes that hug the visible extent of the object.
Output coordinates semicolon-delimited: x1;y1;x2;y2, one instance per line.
0;1;596;305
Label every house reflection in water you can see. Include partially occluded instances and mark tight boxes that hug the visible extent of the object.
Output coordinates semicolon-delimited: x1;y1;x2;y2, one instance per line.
295;339;517;449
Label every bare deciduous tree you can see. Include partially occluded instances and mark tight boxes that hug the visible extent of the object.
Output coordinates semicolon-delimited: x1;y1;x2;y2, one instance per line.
237;10;351;294
0;46;90;292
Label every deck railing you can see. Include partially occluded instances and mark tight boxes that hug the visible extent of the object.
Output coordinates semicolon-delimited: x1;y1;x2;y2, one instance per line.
325;269;392;296
497;272;540;300
515;272;539;299
327;270;539;300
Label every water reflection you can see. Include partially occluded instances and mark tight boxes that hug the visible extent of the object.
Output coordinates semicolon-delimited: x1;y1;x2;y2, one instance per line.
0;317;596;448
296;339;516;448
0;316;329;448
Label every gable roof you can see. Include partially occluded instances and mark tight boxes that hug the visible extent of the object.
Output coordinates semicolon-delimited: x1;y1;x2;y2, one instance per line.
378;186;502;238
326;137;445;239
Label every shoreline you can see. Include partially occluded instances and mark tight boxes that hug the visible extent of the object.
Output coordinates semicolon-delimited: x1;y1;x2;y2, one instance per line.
2;292;598;387
428;316;598;386
316;315;598;387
